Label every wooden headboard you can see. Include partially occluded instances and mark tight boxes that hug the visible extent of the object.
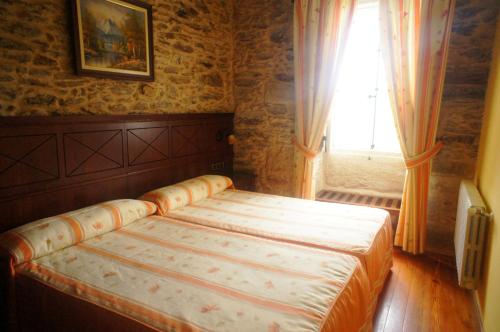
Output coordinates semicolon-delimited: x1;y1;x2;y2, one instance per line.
0;113;233;232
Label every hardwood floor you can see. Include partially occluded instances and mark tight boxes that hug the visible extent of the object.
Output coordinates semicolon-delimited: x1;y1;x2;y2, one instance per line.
373;250;481;332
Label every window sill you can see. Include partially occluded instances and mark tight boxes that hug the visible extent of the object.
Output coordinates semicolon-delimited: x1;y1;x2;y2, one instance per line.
327;149;403;160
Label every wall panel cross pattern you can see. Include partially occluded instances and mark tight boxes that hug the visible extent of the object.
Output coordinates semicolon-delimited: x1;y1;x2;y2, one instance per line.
0;113;234;232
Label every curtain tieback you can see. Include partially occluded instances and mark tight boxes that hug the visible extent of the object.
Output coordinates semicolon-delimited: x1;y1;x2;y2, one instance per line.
404;142;444;169
292;136;319;160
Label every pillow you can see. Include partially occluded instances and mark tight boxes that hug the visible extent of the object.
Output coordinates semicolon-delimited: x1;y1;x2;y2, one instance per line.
140;175;233;215
0;199;156;265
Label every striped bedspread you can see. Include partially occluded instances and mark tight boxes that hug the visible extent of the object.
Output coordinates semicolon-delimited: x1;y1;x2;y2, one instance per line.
16;215;372;332
167;189;393;306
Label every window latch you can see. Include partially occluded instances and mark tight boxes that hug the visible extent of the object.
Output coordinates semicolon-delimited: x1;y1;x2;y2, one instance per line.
321;135;327;152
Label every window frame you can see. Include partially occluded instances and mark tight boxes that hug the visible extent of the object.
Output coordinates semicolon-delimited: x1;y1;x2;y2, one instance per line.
325;0;401;157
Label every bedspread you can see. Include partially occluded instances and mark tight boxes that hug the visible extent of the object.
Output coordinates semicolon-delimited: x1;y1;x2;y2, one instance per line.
16;215;372;332
166;189;393;310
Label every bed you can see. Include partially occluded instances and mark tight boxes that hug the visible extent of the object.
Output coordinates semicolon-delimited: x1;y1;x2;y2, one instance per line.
0;115;387;331
1;199;372;332
141;175;393;315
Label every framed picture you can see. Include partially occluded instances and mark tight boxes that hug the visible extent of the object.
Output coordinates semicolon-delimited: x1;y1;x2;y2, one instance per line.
71;0;154;81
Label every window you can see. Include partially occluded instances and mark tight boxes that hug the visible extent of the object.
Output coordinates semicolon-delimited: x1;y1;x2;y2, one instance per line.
328;0;401;154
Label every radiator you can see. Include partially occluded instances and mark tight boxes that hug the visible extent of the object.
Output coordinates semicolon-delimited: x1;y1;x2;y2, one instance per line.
454;180;490;289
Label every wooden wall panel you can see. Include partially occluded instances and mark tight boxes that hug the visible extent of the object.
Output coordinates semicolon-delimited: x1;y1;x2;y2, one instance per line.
171;125;204;157
127;127;169;166
64;130;124;176
0;134;59;188
0;113;234;232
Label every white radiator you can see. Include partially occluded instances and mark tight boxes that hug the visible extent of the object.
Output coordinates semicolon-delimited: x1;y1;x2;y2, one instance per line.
454;180;490;289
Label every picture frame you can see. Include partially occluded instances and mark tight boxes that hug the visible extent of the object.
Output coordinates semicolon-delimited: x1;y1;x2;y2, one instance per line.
71;0;154;81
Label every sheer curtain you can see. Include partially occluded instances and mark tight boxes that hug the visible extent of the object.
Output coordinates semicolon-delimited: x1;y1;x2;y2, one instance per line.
293;0;356;199
379;0;455;254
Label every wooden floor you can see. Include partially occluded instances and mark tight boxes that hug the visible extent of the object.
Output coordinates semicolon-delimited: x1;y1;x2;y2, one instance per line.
373;250;481;332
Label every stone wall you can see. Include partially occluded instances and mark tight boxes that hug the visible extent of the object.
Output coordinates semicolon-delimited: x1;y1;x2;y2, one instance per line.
233;0;295;196
427;0;498;258
0;0;234;116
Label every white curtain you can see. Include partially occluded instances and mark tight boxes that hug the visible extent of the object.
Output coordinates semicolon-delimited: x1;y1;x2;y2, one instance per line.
379;0;455;254
293;0;356;199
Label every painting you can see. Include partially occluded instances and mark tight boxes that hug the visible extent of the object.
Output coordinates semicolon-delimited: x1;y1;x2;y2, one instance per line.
72;0;154;80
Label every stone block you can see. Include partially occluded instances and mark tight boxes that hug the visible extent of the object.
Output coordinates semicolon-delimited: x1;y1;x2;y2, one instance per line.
264;81;294;104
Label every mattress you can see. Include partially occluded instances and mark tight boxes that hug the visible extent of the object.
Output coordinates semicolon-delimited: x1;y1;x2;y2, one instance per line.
166;189;393;304
15;215;372;332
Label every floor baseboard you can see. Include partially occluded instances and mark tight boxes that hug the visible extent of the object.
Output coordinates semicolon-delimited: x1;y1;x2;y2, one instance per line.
424;251;456;269
472;290;485;332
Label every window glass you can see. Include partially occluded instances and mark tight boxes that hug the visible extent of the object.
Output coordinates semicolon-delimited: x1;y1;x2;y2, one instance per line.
329;1;401;154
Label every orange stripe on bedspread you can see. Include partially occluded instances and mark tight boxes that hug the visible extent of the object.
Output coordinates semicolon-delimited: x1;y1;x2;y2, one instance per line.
224;177;234;189
198;178;213;196
76;243;322;321
60;215;84;242
117;228;343;287
204;197;382;232
143;201;156;216
101;203;122;228
23;262;201;332
176;184;194;204
163;212;357;256
180;204;352;246
2;232;33;263
152;216;343;258
142;192;171;212
214;193;385;222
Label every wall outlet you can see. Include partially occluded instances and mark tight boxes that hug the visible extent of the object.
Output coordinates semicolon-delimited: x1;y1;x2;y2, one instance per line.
210;162;225;171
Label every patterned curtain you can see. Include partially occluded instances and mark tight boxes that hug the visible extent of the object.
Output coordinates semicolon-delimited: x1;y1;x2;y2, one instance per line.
293;0;356;199
379;0;455;254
